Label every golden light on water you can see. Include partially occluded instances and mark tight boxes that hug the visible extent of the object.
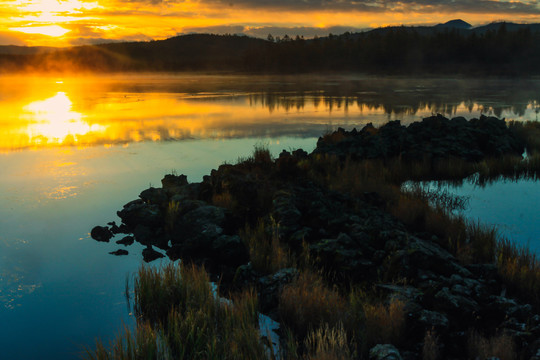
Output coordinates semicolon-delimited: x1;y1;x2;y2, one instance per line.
0;75;537;153
22;91;105;147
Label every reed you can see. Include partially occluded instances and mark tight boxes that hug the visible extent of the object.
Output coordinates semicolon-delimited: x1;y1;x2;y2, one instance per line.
87;263;269;360
240;218;291;275
468;330;516;360
279;271;348;340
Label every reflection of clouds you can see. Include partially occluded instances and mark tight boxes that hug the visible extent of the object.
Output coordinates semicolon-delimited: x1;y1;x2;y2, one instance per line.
0;238;42;310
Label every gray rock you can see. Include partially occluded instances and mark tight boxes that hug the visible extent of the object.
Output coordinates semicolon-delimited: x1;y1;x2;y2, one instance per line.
434;287;479;315
369;344;403;360
418;310;449;332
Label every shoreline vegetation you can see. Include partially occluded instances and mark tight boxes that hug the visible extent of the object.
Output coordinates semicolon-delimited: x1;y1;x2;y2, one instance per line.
89;115;540;359
2;21;540;75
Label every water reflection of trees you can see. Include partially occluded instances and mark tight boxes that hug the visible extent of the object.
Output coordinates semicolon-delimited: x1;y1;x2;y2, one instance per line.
246;90;540;119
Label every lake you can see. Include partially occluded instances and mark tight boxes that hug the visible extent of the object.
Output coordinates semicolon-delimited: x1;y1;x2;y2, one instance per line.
0;74;539;359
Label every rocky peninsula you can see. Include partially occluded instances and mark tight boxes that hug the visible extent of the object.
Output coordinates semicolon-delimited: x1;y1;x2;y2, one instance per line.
91;115;540;360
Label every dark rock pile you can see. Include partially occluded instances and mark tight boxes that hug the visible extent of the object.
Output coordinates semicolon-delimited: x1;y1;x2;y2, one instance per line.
314;114;524;161
91;115;539;359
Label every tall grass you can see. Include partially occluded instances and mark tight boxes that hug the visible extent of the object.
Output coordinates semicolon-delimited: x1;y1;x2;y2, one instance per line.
496;238;540;308
467;330;516;360
279;271;348;340
87;263;269;360
304;323;354;360
240;218;291;275
361;297;405;348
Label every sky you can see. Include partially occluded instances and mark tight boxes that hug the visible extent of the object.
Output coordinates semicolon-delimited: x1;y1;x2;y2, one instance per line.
0;0;539;47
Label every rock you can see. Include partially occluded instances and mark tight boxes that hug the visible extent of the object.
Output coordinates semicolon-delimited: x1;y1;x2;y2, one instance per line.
91;226;112;242
171;205;226;244
107;221;121;234
417;310;449;332
142;247;165;262
369;344;403;360
117;200;163;229
434;287;479;316
210;235;249;267
109;249;128;256
161;174;188;192
116;235;135;246
258;268;299;313
139;187;168;206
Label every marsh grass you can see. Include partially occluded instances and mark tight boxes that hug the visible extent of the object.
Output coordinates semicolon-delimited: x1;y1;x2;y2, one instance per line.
240;218;291;275
422;330;440;360
279;271;348;341
165;200;180;232
468;330;516;360
304;323;354;360
361;297;405;348
496;239;540;308
88;263;270;360
211;190;237;210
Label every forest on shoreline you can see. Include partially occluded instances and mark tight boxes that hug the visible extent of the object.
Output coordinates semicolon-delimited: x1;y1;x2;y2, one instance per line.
1;21;540;75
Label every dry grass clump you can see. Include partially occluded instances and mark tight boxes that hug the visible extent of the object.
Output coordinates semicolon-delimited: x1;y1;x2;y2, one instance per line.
304;323;354;360
133;263;214;326
211;190;237;210
165;200;180;232
496;238;540;308
361;297;405;347
279;271;348;340
422;330;440;360
240;218;291;275
88;263;269;360
468;330;516;360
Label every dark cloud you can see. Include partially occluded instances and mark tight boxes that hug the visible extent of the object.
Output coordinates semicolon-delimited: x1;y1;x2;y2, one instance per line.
179;25;368;38
244;25;368;38
180;25;246;35
189;0;540;14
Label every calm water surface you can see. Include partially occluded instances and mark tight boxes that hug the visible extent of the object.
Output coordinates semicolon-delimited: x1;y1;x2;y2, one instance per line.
0;74;539;359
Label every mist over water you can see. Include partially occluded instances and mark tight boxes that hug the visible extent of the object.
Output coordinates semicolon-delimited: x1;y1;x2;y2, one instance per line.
0;74;538;360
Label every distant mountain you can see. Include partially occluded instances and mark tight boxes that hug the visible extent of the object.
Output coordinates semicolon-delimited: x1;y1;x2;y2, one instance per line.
473;21;540;34
435;19;472;30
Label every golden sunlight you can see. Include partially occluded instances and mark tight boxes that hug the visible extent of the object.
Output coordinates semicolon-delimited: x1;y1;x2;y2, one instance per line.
9;25;71;37
22;92;105;146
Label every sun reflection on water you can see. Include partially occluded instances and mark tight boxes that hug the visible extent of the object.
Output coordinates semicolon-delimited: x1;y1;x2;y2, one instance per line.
22;91;105;147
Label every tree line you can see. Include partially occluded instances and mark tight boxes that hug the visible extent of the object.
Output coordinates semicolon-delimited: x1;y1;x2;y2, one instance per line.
1;24;539;75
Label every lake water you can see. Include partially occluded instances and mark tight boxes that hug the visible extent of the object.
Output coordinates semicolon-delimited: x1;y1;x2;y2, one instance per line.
0;74;539;359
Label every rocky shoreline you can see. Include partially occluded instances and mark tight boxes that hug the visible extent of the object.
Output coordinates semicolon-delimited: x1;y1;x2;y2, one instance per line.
92;115;540;359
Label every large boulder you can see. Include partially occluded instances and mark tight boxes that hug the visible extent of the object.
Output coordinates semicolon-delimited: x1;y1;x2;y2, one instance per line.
117;199;163;229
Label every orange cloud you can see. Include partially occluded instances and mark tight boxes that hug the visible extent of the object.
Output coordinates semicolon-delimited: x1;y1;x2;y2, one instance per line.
0;0;538;46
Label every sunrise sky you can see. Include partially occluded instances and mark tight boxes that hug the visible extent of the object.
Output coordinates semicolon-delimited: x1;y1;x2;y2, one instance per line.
1;0;539;47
